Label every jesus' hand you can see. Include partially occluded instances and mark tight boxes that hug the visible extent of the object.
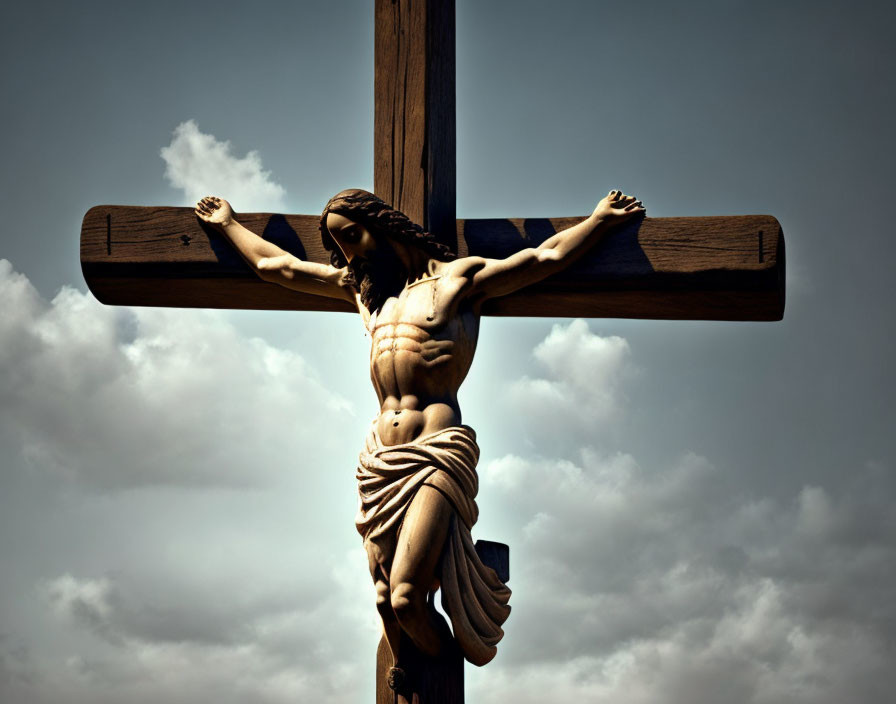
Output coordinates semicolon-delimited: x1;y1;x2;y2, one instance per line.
592;190;645;224
194;196;234;228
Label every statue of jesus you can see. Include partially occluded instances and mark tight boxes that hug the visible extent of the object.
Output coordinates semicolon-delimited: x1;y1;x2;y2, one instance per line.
195;188;645;685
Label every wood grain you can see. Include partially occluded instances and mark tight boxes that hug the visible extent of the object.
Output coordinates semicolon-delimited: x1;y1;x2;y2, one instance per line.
375;0;456;250
81;205;785;320
376;634;464;704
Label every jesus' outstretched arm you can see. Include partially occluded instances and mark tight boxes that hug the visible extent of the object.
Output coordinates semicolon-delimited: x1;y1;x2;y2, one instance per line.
464;189;645;304
194;196;353;302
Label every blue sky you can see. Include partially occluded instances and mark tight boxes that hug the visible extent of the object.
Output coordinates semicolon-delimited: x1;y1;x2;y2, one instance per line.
1;2;894;702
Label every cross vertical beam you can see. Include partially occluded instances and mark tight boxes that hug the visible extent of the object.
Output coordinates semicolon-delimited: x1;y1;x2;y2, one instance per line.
375;7;467;699
375;0;456;251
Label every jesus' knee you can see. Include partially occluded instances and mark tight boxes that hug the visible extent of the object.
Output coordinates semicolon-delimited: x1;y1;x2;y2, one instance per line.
390;581;425;626
375;581;392;616
390;581;450;656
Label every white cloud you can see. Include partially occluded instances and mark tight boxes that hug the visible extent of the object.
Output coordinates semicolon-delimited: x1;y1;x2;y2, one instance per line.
42;575;120;642
34;553;376;704
506;319;635;447
160;120;286;211
0;634;35;694
469;574;894;703
0;261;379;702
463;319;896;703
471;446;896;703
0;259;353;490
795;485;836;538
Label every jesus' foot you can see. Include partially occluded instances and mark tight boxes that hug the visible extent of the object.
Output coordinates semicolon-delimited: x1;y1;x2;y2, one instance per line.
387;666;406;691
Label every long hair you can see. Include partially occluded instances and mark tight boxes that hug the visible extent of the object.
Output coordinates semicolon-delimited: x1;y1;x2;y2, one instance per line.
319;189;456;290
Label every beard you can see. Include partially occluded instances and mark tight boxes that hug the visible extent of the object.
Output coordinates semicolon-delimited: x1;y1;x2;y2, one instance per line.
350;246;406;313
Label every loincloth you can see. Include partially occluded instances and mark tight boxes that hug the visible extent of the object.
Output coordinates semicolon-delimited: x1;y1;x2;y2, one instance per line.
356;425;511;666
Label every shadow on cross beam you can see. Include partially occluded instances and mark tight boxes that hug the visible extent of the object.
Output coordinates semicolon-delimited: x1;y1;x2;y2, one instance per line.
80;205;785;321
205;213;310;264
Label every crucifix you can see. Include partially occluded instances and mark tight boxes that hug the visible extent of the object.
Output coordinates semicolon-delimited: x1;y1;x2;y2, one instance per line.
80;2;785;702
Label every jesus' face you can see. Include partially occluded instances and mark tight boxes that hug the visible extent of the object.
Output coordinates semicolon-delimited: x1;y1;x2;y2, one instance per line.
325;212;405;312
325;213;378;264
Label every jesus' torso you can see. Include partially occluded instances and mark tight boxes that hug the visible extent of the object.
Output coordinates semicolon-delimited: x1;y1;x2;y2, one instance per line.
363;260;480;446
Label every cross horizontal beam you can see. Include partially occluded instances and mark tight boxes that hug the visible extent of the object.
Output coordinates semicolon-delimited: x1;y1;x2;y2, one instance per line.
80;205;784;321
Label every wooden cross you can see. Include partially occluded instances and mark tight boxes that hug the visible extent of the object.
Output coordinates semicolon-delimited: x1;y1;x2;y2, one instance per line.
80;1;784;321
80;1;784;702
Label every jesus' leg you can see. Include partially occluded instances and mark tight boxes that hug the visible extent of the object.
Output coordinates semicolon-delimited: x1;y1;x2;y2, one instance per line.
389;484;455;657
366;548;404;668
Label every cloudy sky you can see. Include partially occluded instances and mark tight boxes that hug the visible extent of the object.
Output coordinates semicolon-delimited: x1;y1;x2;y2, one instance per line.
1;1;894;702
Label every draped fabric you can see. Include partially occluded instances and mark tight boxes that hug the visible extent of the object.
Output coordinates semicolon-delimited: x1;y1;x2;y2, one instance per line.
356;425;512;666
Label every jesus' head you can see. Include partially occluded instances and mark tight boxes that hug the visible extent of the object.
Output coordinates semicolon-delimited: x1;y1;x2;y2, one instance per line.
320;189;455;312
